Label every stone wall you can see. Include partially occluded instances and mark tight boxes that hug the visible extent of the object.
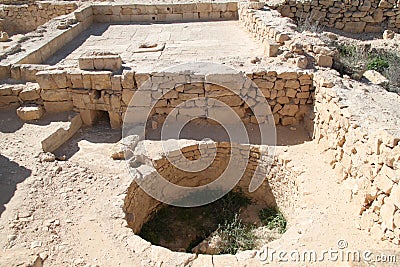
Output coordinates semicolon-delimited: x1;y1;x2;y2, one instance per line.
91;2;238;23
0;4;93;77
0;82;41;108
0;1;78;34
17;67;314;128
270;0;400;33
239;2;336;68
312;70;400;244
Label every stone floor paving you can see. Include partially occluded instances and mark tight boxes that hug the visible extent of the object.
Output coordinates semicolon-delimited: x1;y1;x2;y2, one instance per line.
45;21;264;72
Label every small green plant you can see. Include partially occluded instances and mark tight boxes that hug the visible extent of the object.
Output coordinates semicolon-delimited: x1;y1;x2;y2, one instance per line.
331;41;400;93
382;53;400;93
336;44;356;57
215;213;257;254
331;42;368;78
259;207;287;234
138;190;251;251
367;56;389;73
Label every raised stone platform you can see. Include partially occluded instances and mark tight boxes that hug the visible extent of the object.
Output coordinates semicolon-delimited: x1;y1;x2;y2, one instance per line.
45;21;263;72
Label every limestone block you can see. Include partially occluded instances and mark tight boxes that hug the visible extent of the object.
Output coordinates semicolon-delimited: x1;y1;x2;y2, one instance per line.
69;71;84;89
216;95;243;106
109;111;122;129
19;83;40;101
221;11;236;19
274;79;285;90
16;105;44;121
297;92;310;99
275;33;290;43
36;70;68;90
122;71;135;89
72;93;86;109
122;89;135;106
370;9;383;22
281;116;295;126
82;72;92;89
365;25;382;33
111;75;122;91
285;79;300;89
109;94;121;110
0;64;10;80
183;83;204;94
265;40;280;57
316;54;333;68
295;56;308;69
253;79;274;89
10;66;21;82
278;104;299;116
36;72;58;90
41;114;82;153
206;89;235;98
130;14;158;22
19;64;47;82
11;85;24;96
41;89;70;102
121;7;134;16
196;3;212;13
277;96;290;104
179;107;206;117
43;101;73;113
0;95;19;106
286;89;297;98
127;90;151;107
182;12;199;20
79;58;94;70
207;107;240;124
79;51;122;72
277;72;298;79
90;71;112;90
205;83;224;92
343;21;366;33
158;13;183;21
363;70;389;86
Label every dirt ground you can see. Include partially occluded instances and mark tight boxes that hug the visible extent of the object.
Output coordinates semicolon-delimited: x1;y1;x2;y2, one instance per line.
0;108;398;266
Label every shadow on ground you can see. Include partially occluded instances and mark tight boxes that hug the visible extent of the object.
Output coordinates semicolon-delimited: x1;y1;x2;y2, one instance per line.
145;120;311;146
0;154;31;216
0;109;73;133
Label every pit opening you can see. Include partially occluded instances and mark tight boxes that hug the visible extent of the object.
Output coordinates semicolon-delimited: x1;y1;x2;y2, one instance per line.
123;141;294;255
138;189;286;254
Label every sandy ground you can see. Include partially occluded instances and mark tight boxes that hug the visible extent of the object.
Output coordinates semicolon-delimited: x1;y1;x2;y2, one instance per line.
0;109;398;266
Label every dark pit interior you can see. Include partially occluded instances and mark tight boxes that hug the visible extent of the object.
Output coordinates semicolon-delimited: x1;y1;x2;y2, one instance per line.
138;190;286;255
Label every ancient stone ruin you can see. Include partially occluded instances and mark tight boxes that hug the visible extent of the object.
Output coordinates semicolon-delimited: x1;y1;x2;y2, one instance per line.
0;0;400;266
